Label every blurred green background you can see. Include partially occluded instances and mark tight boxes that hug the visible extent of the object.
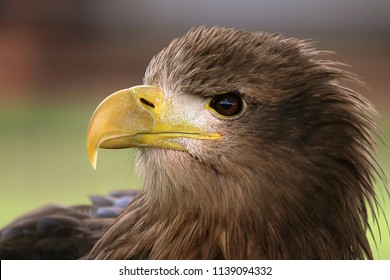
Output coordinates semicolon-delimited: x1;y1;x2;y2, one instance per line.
0;0;389;259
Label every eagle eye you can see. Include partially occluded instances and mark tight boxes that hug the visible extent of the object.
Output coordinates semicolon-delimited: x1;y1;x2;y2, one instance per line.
209;92;243;117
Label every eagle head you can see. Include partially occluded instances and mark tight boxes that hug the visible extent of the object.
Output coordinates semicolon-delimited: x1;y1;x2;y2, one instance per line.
87;27;381;259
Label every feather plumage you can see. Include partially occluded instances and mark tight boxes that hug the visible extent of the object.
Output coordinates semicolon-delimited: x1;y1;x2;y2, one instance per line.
0;27;386;260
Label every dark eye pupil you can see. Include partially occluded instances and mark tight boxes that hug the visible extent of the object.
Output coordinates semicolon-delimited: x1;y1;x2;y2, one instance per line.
210;92;243;117
220;98;233;109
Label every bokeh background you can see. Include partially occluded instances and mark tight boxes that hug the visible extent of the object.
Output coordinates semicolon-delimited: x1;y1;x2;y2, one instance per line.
0;0;389;259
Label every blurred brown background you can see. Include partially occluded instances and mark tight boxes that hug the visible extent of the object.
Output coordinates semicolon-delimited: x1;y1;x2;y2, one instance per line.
0;0;389;258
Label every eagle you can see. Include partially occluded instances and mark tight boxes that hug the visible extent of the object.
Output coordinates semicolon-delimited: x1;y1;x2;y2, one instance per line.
0;26;384;260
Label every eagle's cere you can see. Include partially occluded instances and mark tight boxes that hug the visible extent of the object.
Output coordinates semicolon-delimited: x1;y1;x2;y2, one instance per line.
0;26;384;260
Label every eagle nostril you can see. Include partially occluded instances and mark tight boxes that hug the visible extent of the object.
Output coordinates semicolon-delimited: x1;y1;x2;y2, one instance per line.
140;98;155;108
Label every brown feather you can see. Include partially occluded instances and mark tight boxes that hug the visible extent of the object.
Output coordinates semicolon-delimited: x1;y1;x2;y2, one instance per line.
0;191;136;259
90;27;385;259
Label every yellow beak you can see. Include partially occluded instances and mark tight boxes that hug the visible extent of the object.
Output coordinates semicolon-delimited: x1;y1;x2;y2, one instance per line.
87;85;220;169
